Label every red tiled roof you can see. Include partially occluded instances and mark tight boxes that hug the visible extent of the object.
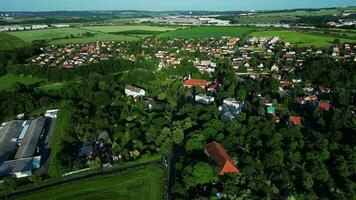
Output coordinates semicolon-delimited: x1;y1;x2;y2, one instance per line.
204;141;240;175
319;102;331;111
289;116;302;126
183;79;208;87
208;83;218;90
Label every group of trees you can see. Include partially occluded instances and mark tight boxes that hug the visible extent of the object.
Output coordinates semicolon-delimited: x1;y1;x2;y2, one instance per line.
0;33;354;199
0;84;57;121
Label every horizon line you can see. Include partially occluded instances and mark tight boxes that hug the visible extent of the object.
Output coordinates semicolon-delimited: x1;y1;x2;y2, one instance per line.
1;5;355;13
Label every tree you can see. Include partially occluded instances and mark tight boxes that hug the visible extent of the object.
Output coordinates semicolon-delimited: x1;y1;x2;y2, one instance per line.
0;177;16;199
172;128;184;145
89;157;102;169
183;162;217;189
29;174;42;187
185;133;205;153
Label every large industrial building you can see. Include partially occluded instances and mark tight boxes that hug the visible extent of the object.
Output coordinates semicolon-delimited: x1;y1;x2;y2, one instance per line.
0;109;58;178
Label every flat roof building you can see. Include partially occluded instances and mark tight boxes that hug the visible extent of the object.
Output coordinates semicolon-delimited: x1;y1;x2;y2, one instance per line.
15;117;45;159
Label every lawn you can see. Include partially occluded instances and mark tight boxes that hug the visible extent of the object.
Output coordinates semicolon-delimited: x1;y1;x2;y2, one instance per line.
250;30;356;47
0;74;43;90
8;28;139;45
0;33;27;50
158;26;253;39
81;25;176;33
14;166;165;200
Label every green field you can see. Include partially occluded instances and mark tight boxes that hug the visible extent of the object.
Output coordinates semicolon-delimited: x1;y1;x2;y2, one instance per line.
0;74;43;90
0;33;27;50
14;166;165;200
8;28;139;45
49;33;137;45
251;30;356;47
81;25;176;33
158;26;253;39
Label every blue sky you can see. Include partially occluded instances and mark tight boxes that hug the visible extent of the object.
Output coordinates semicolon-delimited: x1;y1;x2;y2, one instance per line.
0;0;355;11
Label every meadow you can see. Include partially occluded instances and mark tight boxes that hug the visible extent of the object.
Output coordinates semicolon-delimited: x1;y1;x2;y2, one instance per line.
7;27;139;45
13;166;165;200
250;30;356;47
158;26;253;39
0;33;27;50
81;25;176;33
6;26;177;45
0;74;43;90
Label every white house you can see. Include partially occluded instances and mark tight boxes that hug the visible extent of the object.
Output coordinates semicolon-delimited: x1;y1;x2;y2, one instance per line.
195;94;215;105
125;85;146;98
219;98;245;121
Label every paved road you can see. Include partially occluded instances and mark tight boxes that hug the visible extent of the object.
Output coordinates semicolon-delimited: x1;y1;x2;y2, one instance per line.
167;146;183;200
39;118;56;175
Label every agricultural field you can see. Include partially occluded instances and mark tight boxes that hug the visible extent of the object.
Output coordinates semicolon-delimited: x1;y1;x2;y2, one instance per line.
250;30;356;47
49;33;137;45
0;33;27;50
158;26;253;39
14;166;165;200
253;8;343;17
81;25;177;33
0;74;43;90
234;8;348;24
7;27;139;45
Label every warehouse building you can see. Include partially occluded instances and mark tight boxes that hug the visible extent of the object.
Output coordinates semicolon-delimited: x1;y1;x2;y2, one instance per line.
0;117;47;178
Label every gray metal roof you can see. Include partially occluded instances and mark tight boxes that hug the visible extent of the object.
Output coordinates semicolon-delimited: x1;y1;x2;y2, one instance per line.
0;156;41;177
15;117;45;159
0;121;23;163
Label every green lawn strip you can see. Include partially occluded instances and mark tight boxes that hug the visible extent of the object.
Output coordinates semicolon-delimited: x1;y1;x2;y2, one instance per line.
47;104;72;178
158;26;253;39
13;166;165;200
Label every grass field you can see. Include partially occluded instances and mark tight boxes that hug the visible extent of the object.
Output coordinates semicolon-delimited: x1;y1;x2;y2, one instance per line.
81;25;176;33
14;166;165;200
8;28;139;45
251;30;356;47
0;33;27;50
158;26;253;39
0;74;43;90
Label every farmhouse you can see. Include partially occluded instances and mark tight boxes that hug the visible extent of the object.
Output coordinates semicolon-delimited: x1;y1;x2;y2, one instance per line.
125;85;146;98
204;141;239;175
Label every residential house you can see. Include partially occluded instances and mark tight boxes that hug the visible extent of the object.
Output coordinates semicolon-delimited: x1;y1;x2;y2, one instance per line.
195;94;215;105
183;79;208;88
204;141;239;175
125;85;146;98
319;100;331;111
219;98;244;121
289;116;302;126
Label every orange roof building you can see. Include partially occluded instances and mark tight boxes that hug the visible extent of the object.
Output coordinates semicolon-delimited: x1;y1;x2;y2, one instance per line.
319;101;331;111
289;116;302;126
204;141;240;175
183;79;208;88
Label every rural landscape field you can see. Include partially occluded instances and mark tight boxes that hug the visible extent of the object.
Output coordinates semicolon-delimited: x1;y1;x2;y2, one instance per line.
14;166;165;200
0;1;355;200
